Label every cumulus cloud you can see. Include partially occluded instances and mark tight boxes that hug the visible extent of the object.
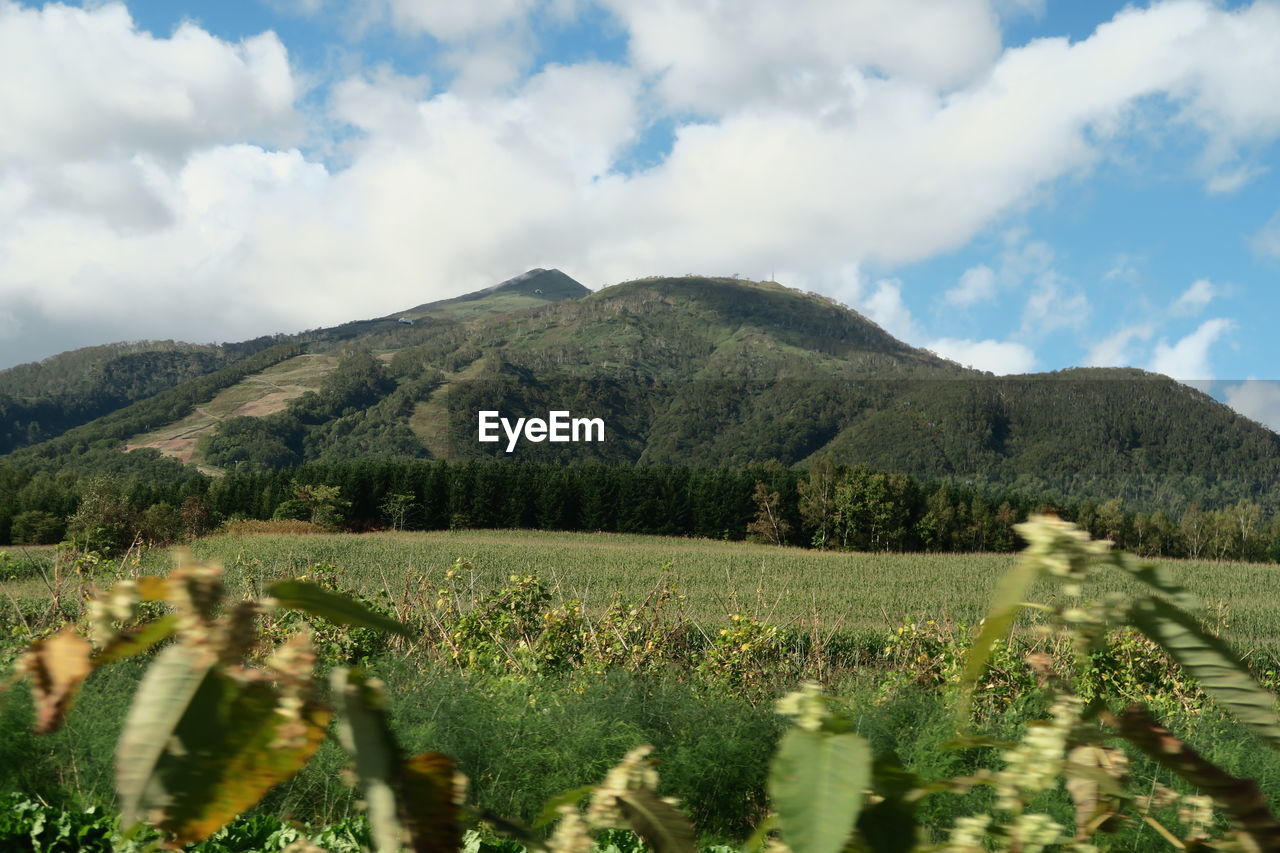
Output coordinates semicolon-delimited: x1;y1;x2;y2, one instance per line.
0;3;297;165
858;279;920;341
1020;280;1090;336
945;265;997;307
1224;381;1280;432
927;338;1038;374
602;0;1001;114
0;0;298;235
1147;318;1234;379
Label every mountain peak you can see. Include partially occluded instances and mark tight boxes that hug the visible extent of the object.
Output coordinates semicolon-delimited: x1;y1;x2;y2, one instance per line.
401;268;589;318
487;268;589;300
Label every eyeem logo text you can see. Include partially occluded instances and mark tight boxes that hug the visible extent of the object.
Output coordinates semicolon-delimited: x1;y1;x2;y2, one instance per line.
478;410;605;452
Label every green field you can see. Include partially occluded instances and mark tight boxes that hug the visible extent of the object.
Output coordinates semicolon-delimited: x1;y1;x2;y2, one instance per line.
7;528;1280;849
143;528;1280;653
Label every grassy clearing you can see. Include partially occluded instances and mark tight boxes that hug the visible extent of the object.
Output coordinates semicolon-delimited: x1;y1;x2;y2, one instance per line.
122;354;337;467
407;356;489;454
143;529;1280;654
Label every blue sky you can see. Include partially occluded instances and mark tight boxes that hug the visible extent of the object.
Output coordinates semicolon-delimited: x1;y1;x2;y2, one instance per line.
2;0;1280;422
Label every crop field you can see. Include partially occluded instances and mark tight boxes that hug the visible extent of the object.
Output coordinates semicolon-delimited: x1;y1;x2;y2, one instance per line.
129;528;1280;653
7;527;1280;850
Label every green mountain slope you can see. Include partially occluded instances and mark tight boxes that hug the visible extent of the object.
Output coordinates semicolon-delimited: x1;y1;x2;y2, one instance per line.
0;339;280;454
3;271;1278;512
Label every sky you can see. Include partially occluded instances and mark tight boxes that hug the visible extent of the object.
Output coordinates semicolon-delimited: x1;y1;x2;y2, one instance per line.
3;0;1280;424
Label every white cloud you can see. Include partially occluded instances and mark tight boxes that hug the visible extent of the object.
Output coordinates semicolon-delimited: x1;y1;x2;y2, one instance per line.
1102;253;1144;284
6;1;1280;364
928;338;1038;374
1147;317;1234;379
0;0;298;234
1205;164;1267;193
265;0;326;15
945;264;997;307
1224;381;1280;432
0;2;297;165
1171;278;1215;315
857;279;920;341
1084;323;1155;367
602;0;1001;114
993;0;1046;19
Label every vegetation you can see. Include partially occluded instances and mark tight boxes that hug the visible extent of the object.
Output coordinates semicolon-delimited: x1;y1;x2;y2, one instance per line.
5;518;1280;850
0;340;279;455
6;276;1280;520
1;343;304;476
7;453;1280;567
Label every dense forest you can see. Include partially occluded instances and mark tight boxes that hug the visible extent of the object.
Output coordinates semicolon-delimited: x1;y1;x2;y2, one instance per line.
2;454;1276;564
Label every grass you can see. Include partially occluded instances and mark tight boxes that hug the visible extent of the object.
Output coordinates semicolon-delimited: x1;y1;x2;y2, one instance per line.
122;354;337;469
408;356;490;454
5;529;1280;848
4;657;1278;850
141;529;1280;655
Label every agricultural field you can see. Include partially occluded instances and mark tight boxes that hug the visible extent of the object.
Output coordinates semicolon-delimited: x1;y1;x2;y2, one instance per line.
6;528;1280;851
144;528;1280;653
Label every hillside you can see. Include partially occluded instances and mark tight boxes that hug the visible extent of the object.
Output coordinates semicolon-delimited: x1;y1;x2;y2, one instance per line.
0;340;265;454
2;271;1279;512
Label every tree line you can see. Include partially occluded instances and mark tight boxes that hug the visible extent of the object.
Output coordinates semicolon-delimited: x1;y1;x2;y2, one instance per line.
3;455;1280;563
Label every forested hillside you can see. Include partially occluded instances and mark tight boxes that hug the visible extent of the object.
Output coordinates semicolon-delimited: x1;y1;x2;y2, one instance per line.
3;273;1280;516
0;339;279;453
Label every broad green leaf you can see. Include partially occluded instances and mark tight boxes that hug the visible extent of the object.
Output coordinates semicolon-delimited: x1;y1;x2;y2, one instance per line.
270;580;413;637
1131;597;1280;749
617;789;697;853
768;729;871;853
401;752;461;853
959;559;1037;723
116;644;211;830
331;667;405;853
91;615;177;666
151;674;330;845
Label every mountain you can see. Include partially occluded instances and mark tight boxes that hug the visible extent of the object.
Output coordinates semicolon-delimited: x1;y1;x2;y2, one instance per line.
0;269;589;458
2;271;1278;513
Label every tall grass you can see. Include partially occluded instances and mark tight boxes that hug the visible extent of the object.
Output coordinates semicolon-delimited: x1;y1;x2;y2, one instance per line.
149;529;1280;653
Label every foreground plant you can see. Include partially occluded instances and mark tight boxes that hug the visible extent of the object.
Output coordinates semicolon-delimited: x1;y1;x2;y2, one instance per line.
750;514;1280;852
